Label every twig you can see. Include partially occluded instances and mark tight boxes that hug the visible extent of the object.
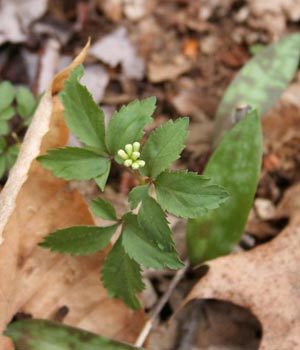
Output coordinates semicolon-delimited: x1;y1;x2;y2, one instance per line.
134;260;190;348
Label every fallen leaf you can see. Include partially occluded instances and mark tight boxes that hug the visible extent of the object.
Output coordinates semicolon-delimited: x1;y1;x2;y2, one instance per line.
0;41;145;349
184;184;300;349
90;27;145;79
0;0;48;45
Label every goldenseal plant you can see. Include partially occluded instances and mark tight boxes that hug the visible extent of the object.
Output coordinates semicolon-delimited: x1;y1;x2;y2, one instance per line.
38;65;228;310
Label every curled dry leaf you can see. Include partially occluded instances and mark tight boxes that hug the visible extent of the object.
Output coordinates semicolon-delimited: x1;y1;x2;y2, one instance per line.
0;41;145;349
183;184;300;349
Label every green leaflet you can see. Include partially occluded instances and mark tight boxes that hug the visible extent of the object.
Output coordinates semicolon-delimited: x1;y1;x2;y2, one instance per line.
0;80;15;111
187;110;262;265
122;213;183;269
128;184;150;209
38;147;110;181
0;106;15;120
102;236;144;310
214;33;300;143
5;319;145;350
39;224;119;255
90;196;118;221
106;97;156;155
155;170;228;219
94;162;111;191
0;154;5;178
59;65;107;153
16;86;36;119
140;118;189;178
0;120;9;135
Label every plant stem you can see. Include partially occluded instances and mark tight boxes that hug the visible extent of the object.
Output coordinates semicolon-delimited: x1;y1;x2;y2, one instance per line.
134;260;190;347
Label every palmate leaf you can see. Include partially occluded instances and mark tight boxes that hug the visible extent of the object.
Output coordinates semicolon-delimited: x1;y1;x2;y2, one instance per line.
106;97;156;156
39;224;119;255
128;184;150;209
122;213;183;270
16;86;37;119
38;147;110;181
140;118;189;178
95;161;111;191
214;33;300;142
0;80;15;111
102;236;144;310
5;319;145;350
187;110;262;264
90;196;118;221
155;170;228;219
59;65;107;153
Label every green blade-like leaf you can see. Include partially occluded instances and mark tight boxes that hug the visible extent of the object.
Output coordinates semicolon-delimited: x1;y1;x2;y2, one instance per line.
102;236;144;310
59;65;107;153
106;97;156;155
5;319;145;350
187;110;262;265
122;213;183;269
214;33;300;142
140;118;189;178
90;197;118;221
39;224;118;255
94;161;111;191
16;86;36;119
0;106;15;120
0;80;15;111
155;170;228;219
38;147;109;181
128;184;150;209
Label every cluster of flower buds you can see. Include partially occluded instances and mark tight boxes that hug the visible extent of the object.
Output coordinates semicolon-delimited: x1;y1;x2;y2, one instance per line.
117;142;145;170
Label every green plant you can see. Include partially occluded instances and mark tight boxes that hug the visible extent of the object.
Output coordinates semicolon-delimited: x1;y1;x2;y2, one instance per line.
0;80;38;179
38;65;228;310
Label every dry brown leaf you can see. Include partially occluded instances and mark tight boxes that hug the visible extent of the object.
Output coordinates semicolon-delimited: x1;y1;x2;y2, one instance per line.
0;42;145;349
183;184;300;349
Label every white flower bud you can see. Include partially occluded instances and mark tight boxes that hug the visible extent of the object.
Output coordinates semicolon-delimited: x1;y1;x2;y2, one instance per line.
137;160;145;167
124;159;133;167
131;162;140;170
117;149;128;160
125;144;133;155
132;151;140;160
133;142;140;152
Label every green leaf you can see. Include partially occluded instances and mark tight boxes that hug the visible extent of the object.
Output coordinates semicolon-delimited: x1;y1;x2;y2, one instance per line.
16;86;36;119
155;170;228;219
90;197;118;221
0;154;5;178
0;137;7;152
106;97;156;155
59;65;107;153
140;118;189;178
39;224;118;255
122;213;183;269
38;147;109;181
102;236;144;310
5;319;145;350
0;106;15;120
94;161;111;191
128;184;150;209
187;110;262;264
214;33;300;142
0;81;15;111
0;120;9;135
5;144;19;169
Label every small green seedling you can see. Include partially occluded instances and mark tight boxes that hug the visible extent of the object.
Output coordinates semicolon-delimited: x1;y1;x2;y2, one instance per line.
38;65;228;310
0;80;38;179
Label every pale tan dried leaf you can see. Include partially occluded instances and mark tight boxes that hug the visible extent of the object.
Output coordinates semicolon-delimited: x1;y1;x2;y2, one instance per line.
0;41;145;348
183;185;300;349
